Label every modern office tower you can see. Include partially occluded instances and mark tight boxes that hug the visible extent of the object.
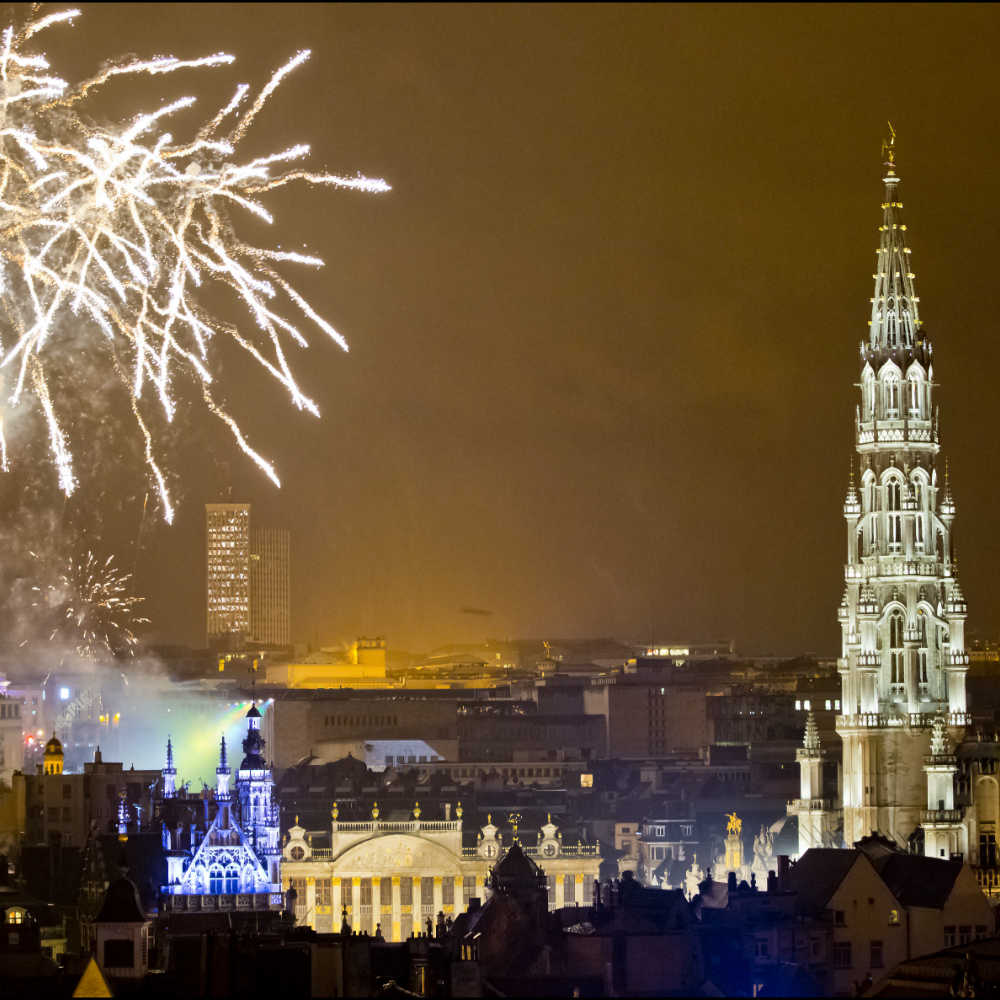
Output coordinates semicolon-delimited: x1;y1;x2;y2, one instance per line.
206;503;251;648
250;527;291;647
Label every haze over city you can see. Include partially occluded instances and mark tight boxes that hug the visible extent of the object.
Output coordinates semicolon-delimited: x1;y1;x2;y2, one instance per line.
4;6;1000;998
38;3;993;656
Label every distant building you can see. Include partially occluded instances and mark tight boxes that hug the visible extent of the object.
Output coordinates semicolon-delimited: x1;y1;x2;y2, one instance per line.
0;692;24;787
19;742;158;849
264;638;387;689
263;691;459;769
207;503;291;650
205;503;251;648
250;526;290;648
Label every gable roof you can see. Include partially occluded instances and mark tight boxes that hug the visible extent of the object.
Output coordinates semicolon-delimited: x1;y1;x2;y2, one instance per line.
870;853;962;909
785;850;869;914
95;875;146;923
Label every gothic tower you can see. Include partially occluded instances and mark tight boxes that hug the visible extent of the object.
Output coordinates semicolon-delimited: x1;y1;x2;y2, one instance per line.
236;702;281;885
837;128;971;848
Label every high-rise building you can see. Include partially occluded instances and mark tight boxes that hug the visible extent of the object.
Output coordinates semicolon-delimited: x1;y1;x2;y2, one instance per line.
831;133;971;849
205;503;250;648
250;527;291;647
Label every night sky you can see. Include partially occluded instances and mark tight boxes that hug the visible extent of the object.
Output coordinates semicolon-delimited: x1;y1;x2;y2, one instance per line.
19;4;1000;655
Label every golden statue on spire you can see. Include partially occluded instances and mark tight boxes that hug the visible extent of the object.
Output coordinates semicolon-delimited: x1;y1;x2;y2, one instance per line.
882;121;896;166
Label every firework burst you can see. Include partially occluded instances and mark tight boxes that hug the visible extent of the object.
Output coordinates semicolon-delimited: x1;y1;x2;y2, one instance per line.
32;550;148;659
0;8;389;520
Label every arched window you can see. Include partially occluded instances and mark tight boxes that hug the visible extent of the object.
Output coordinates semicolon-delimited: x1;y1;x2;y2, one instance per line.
870;514;879;554
885;377;900;418
909;377;922;418
887;480;901;511
863;374;875;419
918;616;929;695
889;613;905;697
915;513;925;551
887;480;902;551
225;866;240;895
209;866;223;895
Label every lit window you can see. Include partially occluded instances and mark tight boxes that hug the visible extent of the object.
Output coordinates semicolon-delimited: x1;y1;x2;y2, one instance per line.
825;700;832;711
795;700;802;711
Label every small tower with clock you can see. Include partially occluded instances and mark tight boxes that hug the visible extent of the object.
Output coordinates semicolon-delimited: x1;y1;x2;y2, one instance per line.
478;815;501;860
538;814;561;860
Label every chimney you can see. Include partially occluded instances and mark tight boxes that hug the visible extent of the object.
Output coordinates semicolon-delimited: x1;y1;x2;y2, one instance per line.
767;870;778;894
777;855;790;891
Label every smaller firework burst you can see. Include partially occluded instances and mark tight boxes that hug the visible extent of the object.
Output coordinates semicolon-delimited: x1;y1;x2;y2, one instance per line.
32;550;148;660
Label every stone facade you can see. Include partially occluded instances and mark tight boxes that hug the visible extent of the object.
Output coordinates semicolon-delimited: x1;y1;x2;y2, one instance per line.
280;805;600;941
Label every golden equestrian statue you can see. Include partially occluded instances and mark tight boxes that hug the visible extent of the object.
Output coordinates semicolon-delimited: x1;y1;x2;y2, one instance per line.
725;812;742;837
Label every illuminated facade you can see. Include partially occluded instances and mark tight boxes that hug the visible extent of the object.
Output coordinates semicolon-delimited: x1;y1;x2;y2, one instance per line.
834;132;971;849
281;807;600;941
249;527;291;647
206;503;251;647
160;705;282;912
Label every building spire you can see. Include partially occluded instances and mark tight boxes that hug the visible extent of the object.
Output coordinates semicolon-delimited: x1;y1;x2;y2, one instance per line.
162;735;177;799
216;734;231;800
870;123;921;351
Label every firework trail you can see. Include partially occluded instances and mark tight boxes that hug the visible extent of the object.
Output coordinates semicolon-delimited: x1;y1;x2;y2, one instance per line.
31;549;148;660
0;8;389;520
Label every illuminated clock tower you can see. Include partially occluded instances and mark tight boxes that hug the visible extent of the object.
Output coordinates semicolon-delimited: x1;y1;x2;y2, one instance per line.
836;128;971;848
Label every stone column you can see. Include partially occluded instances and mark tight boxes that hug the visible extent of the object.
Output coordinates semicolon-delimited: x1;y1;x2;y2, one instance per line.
452;876;462;914
413;877;422;930
332;877;342;925
373;877;382;937
554;872;564;908
305;877;316;929
391;876;401;942
351;877;361;929
575;873;584;906
433;876;443;920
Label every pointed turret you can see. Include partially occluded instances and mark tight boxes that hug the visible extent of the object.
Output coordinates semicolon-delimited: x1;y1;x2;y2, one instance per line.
216;735;231;800
162;736;177;799
803;712;821;754
869;124;922;352
929;715;951;757
117;791;129;840
940;461;956;520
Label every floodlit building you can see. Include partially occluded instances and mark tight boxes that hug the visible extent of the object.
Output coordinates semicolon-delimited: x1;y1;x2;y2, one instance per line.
159;705;282;913
206;503;251;648
813;131;971;852
281;805;601;941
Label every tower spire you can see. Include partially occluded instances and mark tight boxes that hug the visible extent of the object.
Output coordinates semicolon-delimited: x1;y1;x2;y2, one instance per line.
870;123;921;351
162;735;177;799
216;734;231;800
